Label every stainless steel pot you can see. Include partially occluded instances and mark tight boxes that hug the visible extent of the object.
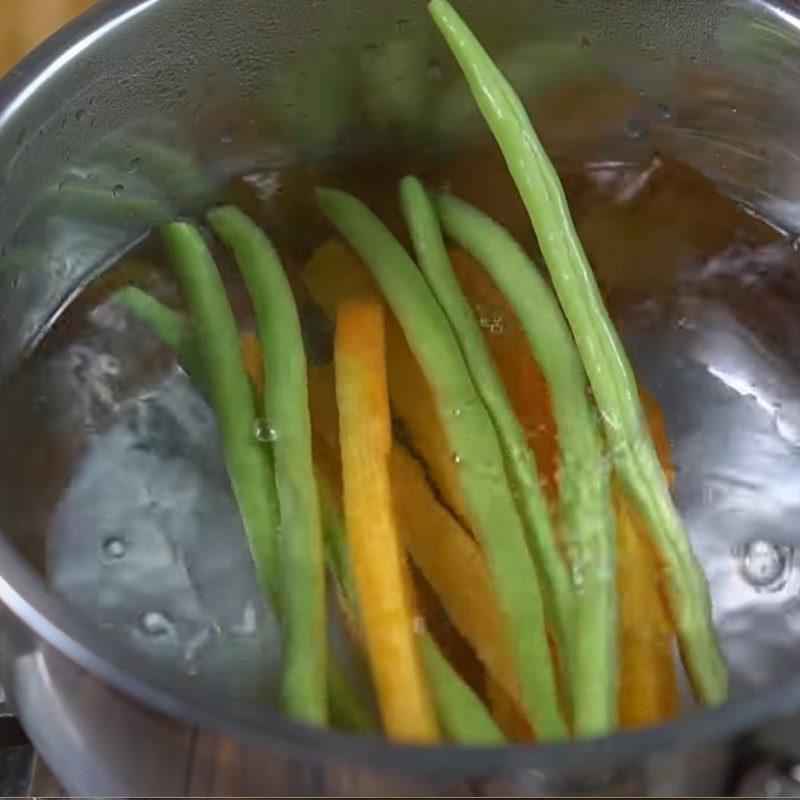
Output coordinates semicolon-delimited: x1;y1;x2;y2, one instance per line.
1;0;800;795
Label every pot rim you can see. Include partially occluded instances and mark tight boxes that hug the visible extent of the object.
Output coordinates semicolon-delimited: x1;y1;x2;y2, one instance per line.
1;0;800;779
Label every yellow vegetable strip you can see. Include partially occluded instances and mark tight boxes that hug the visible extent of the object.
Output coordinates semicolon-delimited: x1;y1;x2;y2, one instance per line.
335;299;439;743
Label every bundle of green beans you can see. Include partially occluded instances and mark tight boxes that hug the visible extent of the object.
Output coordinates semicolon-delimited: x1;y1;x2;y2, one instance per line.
427;0;727;706
118;217;504;744
110;0;728;743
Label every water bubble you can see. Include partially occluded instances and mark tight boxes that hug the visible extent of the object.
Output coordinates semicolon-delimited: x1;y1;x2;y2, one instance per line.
126;157;141;173
739;540;793;590
657;103;674;120
75;109;86;123
452;408;463;418
580;35;591;48
112;184;124;200
626;118;648;140
140;611;174;637
254;419;278;443
452;453;462;465
220;128;235;145
101;536;126;562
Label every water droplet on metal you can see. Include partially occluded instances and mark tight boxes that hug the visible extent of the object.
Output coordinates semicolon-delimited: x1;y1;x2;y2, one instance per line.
657;103;674;119
626;118;648;140
740;540;792;590
101;536;126;561
140;611;174;637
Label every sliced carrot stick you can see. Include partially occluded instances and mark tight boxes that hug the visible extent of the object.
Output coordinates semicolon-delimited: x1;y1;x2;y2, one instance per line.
309;362;518;703
616;486;679;729
335;299;439;743
616;390;679;729
390;445;518;701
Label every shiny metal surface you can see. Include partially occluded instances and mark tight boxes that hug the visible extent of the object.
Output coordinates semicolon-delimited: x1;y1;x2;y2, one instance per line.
0;0;799;795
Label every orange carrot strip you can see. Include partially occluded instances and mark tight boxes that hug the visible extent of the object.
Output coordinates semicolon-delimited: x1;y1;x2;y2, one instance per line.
390;445;518;702
616;486;679;729
240;331;265;398
616;391;679;729
335;299;439;743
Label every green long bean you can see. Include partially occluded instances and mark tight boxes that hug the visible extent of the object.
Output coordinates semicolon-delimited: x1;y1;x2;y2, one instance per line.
419;633;506;746
316;187;567;740
209;206;327;726
162;223;281;598
436;194;617;737
400;175;571;661
428;0;727;705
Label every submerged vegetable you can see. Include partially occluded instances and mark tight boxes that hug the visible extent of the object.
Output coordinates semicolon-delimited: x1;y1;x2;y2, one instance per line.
162;223;281;598
210;206;328;726
400;177;571;660
317;187;567;740
435;195;616;737
428;0;727;705
335;299;440;742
